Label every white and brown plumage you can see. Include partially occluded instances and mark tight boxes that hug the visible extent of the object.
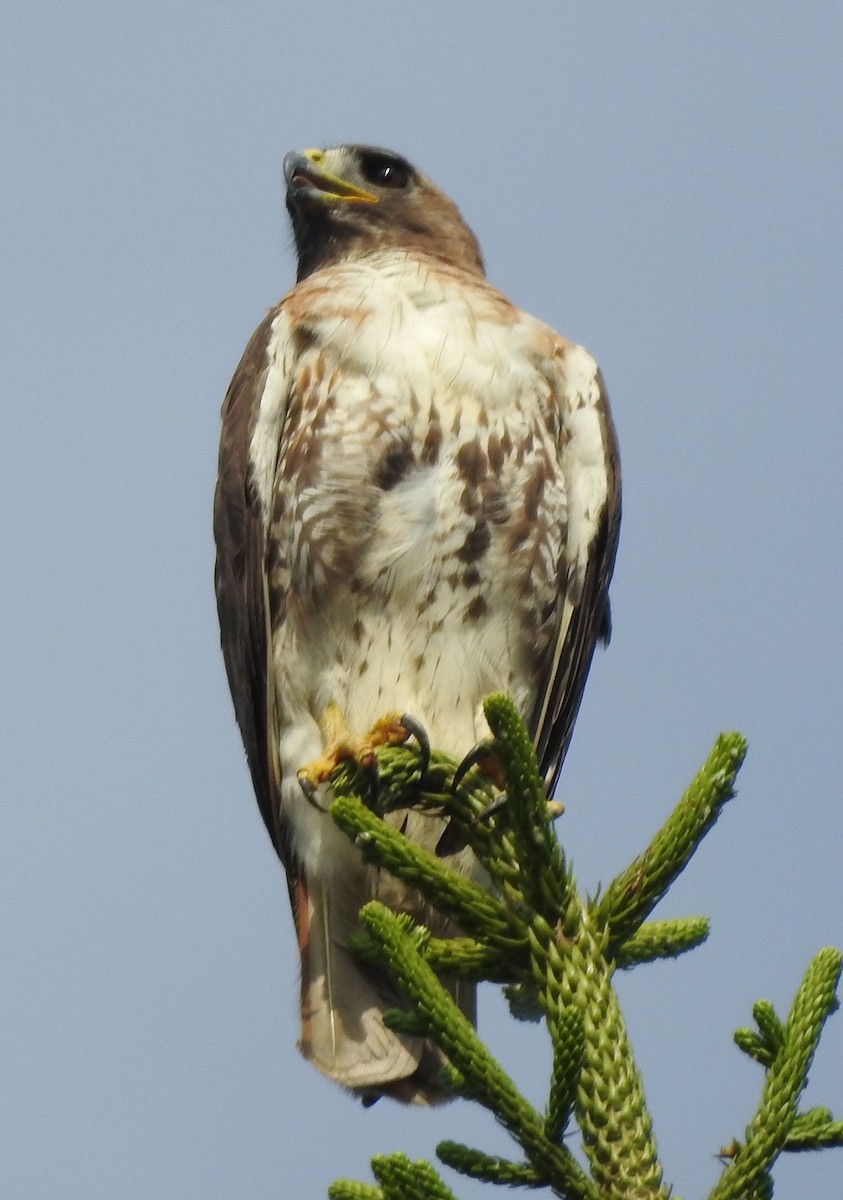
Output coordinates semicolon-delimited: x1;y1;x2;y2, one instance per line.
213;144;620;1104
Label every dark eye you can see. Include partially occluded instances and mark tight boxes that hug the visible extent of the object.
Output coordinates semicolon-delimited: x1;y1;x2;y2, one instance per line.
359;152;411;190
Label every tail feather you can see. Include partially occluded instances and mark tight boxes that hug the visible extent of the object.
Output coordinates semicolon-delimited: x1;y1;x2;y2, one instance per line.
293;844;476;1105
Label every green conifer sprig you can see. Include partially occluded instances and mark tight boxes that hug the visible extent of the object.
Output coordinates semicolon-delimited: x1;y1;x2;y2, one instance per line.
327;1183;383;1200
597;733;747;949
545;1006;584;1142
481;694;571;921
327;1153;462;1200
330;795;518;946
524;905;669;1198
733;999;784;1068
732;1029;772;1068
784;1107;843;1150
712;947;843;1198
360;901;598;1200
614;916;709;968
327;696;841;1199
422;936;514;982
345;746;501;863
371;1153;459;1200
435;1142;544;1187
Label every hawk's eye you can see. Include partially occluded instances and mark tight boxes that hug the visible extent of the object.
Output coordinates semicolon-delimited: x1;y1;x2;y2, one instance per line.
359;153;411;190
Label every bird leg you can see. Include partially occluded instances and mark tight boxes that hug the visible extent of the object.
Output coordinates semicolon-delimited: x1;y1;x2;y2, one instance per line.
297;703;412;791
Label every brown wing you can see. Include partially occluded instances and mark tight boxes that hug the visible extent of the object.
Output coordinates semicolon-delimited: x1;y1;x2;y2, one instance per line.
533;367;621;794
213;310;286;859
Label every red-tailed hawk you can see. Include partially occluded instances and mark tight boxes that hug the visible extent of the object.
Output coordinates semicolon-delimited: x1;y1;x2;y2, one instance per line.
213;144;620;1104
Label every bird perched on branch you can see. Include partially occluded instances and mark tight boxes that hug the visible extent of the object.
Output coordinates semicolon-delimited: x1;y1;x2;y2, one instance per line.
213;144;620;1103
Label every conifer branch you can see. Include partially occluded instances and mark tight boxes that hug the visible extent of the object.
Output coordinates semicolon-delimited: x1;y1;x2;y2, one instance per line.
372;1153;459;1200
361;901;598;1200
711;947;843;1199
436;1143;545;1187
326;696;840;1200
328;1184;383;1200
614;916;709;968
598;733;747;949
330;795;518;947
784;1108;843;1150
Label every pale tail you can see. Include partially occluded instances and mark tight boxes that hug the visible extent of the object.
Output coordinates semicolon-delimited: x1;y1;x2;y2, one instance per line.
294;867;474;1105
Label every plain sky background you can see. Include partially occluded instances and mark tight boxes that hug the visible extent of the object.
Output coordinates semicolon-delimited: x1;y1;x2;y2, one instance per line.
2;3;841;1197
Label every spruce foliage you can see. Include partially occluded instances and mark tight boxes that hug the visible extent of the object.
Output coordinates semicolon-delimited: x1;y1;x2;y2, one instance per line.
328;696;841;1199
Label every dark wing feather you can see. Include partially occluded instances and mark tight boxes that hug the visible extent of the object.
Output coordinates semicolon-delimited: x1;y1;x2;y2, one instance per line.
533;370;621;794
213;310;286;859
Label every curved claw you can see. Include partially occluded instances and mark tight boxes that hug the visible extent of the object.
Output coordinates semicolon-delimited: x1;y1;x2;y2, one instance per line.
398;712;431;778
296;773;330;812
472;791;509;825
451;737;499;794
437;784;508;854
435;819;467;858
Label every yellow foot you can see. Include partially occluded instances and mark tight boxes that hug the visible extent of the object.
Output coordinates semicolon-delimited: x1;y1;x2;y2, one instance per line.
297;704;411;790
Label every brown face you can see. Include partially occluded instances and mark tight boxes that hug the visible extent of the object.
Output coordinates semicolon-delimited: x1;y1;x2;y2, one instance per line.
283;144;485;281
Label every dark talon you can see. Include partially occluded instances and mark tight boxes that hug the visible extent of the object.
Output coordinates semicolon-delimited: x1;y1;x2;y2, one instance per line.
435;820;467;858
472;792;509;825
451;737;499;794
437;788;508;854
297;774;330;812
399;712;431;778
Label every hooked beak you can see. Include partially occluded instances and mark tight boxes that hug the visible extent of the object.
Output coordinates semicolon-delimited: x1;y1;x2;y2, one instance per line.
283;149;379;206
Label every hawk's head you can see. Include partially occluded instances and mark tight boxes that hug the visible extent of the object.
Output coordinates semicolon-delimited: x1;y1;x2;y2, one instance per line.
283;144;485;282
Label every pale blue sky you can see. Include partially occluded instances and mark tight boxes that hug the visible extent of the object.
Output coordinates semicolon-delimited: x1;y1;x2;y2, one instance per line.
2;3;841;1197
